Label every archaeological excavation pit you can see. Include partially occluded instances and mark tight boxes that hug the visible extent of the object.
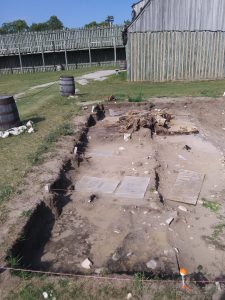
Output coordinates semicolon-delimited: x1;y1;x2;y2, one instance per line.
7;101;225;281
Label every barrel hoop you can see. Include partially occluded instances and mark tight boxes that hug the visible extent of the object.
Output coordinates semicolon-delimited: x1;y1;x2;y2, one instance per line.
0;108;19;116
59;84;75;87
0;119;20;127
0;98;15;105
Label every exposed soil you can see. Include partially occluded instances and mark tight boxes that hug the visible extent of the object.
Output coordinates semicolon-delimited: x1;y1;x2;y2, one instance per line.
1;97;225;298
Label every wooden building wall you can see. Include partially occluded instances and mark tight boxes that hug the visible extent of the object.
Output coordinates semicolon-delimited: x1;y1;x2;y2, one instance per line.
128;0;225;32
127;31;225;82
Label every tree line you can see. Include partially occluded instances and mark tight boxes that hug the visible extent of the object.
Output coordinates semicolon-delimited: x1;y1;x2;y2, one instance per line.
0;15;130;35
0;16;63;34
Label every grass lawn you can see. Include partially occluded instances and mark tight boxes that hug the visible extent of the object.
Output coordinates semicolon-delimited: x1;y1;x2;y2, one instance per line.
78;71;225;101
1;67;225;205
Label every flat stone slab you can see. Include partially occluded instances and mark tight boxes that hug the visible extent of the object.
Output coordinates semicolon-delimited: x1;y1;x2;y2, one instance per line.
87;149;114;157
76;176;120;194
115;176;150;199
167;170;205;205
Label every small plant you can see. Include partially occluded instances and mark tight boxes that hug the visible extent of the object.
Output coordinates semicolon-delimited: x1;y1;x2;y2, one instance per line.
128;93;144;102
212;223;225;240
134;272;145;295
202;198;220;213
0;185;13;204
20;209;32;218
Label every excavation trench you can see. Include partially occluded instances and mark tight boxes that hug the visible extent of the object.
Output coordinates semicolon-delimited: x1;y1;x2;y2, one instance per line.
5;102;225;281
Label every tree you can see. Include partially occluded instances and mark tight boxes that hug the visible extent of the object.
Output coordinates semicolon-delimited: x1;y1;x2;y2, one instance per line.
0;19;29;34
47;16;63;30
124;20;131;26
30;22;49;32
84;21;98;29
30;16;64;32
84;16;114;29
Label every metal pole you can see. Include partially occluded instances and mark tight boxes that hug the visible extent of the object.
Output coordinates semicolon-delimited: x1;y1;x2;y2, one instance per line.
114;37;117;66
88;39;92;66
18;47;23;72
64;40;68;70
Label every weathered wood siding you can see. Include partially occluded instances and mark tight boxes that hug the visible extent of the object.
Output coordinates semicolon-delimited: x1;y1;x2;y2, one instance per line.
128;0;225;32
127;31;225;81
0;26;124;56
132;0;149;18
0;48;126;75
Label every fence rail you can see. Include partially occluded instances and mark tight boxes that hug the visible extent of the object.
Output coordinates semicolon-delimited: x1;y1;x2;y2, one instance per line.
0;61;125;75
0;26;124;56
127;31;225;82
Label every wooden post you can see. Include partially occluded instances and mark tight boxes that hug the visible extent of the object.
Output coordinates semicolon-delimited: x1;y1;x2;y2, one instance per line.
41;44;45;70
114;37;117;66
64;40;68;70
88;39;92;66
18;47;23;72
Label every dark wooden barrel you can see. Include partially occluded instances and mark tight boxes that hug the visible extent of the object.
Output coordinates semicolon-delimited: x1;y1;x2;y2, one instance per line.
0;96;21;131
59;76;75;97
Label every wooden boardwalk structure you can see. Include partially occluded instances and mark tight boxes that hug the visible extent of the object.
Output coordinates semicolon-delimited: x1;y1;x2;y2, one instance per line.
0;26;125;74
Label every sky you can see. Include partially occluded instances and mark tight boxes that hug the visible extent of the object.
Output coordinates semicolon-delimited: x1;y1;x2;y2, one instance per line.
0;0;135;28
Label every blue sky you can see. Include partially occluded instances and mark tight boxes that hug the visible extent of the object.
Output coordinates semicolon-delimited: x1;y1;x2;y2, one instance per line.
0;0;134;28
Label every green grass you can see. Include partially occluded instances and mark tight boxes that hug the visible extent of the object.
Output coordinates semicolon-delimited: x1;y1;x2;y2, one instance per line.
202;198;221;213
6;275;216;300
0;185;13;204
77;71;225;102
211;223;225;240
0;67;108;204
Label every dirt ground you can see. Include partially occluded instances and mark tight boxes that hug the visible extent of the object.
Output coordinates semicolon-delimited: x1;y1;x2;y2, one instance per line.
1;97;225;298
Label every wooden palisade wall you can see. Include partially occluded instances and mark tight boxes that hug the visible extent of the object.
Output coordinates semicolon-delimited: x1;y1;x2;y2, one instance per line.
127;31;225;82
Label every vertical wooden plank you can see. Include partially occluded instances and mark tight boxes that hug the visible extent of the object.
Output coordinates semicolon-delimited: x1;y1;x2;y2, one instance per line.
18;47;23;72
41;44;45;69
114;37;117;66
88;39;92;66
64;40;68;70
162;32;166;81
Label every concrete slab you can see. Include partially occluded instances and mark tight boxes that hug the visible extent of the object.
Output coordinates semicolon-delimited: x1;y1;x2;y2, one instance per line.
115;176;150;199
167;170;205;205
76;176;120;194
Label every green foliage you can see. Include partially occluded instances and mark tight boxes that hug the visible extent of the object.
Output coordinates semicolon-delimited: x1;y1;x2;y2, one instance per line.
84;16;114;28
124;20;131;26
0;185;13;204
20;209;33;218
30;15;63;32
202;198;221;213
47;16;63;30
128;93;144;102
0;20;29;34
212;223;225;239
0;16;64;34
